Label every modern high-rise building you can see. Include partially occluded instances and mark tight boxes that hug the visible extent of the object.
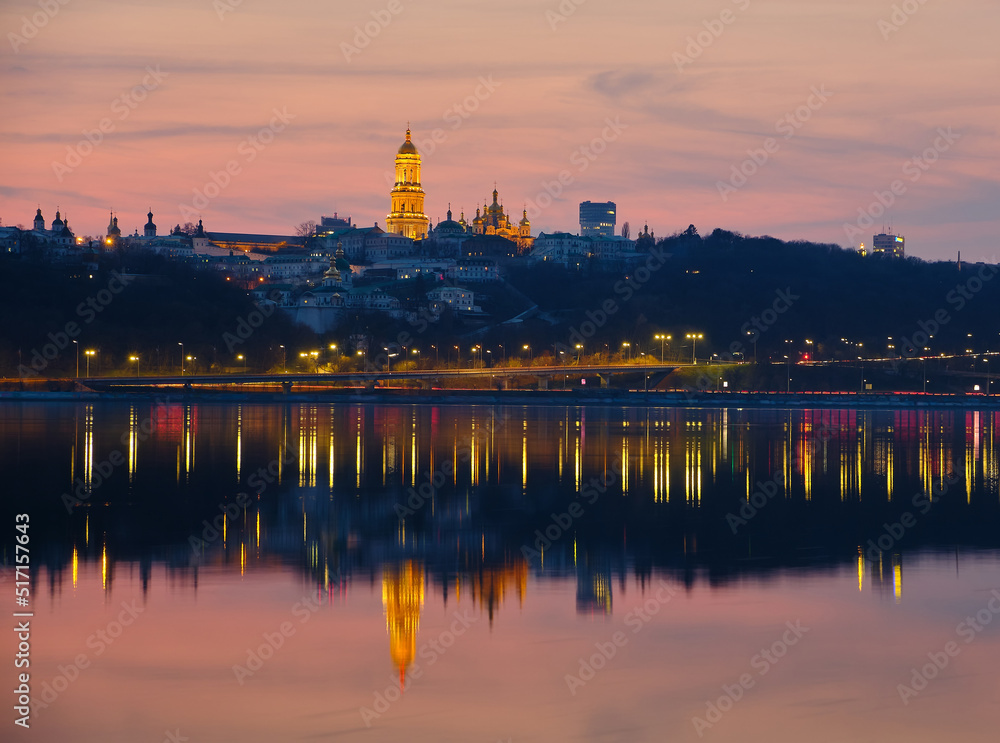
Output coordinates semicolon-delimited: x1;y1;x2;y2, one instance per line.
579;200;616;238
386;127;430;240
872;232;905;258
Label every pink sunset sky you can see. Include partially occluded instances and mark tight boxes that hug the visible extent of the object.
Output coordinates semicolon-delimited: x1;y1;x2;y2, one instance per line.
2;0;997;261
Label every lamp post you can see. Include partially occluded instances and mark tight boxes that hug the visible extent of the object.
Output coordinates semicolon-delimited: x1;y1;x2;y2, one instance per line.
129;355;140;377
72;340;79;378
686;333;703;365
621;341;631;362
431;344;439;366
655;334;671;362
523;344;531;363
178;342;184;375
237;354;246;373
85;349;95;377
784;356;790;393
985;357;991;396
279;344;286;373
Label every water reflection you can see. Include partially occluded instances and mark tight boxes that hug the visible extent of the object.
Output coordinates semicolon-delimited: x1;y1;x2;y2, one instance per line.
5;405;1000;647
4;402;1000;741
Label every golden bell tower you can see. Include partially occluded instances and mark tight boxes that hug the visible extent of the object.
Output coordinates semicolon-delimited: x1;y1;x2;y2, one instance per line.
386;127;430;240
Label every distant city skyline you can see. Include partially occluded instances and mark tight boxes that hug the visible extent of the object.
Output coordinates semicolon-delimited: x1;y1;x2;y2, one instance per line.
2;0;997;261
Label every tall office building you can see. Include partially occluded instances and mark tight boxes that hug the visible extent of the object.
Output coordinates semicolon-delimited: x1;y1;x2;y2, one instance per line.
579;201;616;238
872;232;905;258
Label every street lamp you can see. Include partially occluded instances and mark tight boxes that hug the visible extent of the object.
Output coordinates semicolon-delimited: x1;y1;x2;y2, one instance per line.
72;340;79;378
129;355;140;377
85;349;96;377
686;333;703;365
178;342;184;375
575;343;583;364
654;334;671;362
237;354;246;373
523;344;531;363
621;341;631;362
279;344;286;373
984;357;991;396
746;330;758;364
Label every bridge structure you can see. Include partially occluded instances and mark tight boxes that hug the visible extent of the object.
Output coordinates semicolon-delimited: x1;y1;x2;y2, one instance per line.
82;363;694;393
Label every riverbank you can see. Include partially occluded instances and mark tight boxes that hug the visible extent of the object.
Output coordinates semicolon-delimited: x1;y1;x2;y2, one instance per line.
3;385;1000;409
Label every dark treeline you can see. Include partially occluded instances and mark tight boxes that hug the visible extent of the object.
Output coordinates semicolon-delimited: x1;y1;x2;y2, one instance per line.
0;252;315;378
498;227;999;364
2;227;997;379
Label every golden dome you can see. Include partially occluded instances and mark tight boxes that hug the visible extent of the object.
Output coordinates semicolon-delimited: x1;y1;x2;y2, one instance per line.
397;128;418;156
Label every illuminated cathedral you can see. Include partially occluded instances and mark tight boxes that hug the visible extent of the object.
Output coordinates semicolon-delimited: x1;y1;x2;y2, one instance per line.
386;127;533;251
385;128;430;240
472;187;533;252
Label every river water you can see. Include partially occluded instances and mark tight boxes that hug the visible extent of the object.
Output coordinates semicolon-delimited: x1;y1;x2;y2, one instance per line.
2;401;999;741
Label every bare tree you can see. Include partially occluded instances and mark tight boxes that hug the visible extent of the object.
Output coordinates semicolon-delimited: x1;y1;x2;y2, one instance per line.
621;221;630;240
295;220;317;237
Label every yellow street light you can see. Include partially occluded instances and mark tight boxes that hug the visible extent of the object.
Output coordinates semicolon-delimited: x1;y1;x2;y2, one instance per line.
686;333;704;364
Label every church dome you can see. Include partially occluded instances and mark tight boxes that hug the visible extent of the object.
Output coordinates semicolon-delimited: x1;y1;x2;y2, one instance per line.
436;206;465;234
397;128;418;155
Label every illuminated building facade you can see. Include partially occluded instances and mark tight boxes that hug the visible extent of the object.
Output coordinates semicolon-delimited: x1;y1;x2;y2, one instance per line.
872;232;905;258
386;128;430;240
471;187;533;251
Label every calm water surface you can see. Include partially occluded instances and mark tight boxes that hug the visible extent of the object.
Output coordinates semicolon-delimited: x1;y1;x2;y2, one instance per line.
2;402;999;742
